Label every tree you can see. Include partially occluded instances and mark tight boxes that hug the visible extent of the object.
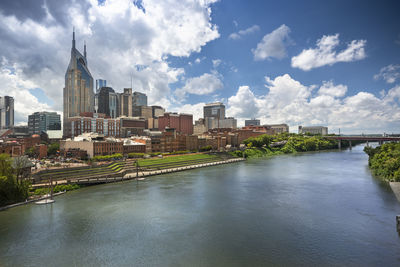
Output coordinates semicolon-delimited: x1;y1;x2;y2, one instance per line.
12;156;32;183
0;154;29;206
47;142;60;156
0;154;13;177
25;147;36;158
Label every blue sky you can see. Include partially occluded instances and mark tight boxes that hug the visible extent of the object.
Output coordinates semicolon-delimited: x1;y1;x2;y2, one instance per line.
0;0;399;133
172;0;400;100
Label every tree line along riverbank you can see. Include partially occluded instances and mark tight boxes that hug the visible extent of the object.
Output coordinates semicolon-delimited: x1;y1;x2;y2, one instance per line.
232;133;358;158
364;143;400;182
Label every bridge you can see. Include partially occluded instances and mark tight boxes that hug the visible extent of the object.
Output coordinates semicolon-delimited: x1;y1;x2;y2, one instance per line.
325;135;400;149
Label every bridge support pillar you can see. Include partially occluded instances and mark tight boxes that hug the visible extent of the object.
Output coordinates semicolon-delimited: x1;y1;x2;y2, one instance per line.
379;141;383;145
338;140;341;150
349;140;352;150
366;141;369;147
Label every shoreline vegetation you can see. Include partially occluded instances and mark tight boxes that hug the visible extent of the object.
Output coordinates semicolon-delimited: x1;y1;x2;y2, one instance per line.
364;143;400;182
0;154;30;207
232;133;354;158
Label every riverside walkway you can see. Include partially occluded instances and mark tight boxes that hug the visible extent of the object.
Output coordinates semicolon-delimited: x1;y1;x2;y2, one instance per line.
32;157;245;187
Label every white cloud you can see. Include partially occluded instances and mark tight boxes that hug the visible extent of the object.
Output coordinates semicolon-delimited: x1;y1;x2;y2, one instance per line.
175;72;223;100
252;24;292;61
318;81;347;97
374;64;400;84
194;57;206;64
212;59;221;68
0;0;220;123
227;86;260;119
291;34;366;71
174;102;205;121
229;25;259;40
0;60;53;124
226;74;400;133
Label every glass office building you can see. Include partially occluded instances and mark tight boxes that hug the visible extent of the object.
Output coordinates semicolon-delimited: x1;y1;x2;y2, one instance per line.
133;91;147;107
28;111;61;134
98;87;119;118
96;79;107;94
63;30;94;137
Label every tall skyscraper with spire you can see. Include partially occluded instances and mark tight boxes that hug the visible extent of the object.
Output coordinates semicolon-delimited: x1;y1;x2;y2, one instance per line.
63;30;94;137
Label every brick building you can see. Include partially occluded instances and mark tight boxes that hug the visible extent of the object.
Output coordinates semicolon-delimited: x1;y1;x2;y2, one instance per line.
0;141;23;157
67;114;146;138
35;144;48;159
122;139;146;154
158;113;193;135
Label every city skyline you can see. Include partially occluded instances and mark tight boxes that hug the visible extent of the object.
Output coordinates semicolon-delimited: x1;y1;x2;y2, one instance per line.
0;0;399;133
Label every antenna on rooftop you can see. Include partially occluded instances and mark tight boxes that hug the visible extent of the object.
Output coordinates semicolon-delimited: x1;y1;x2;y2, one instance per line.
84;40;87;58
72;26;75;49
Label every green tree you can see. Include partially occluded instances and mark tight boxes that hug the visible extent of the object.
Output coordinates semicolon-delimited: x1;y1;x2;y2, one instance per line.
0;154;29;206
12;156;32;183
25;147;36;158
364;143;400;182
0;154;13;177
47;142;60;155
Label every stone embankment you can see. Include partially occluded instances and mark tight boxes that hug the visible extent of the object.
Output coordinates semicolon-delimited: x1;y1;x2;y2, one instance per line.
389;182;400;202
124;157;245;179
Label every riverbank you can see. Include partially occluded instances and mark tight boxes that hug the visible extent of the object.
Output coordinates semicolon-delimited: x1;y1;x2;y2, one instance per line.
233;133;358;159
0;191;66;211
363;143;400;201
389;182;400;202
32;157;245;186
364;142;400;182
0;156;245;210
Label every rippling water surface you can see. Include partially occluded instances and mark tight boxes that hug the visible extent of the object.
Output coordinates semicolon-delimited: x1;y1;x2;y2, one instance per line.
1;145;399;266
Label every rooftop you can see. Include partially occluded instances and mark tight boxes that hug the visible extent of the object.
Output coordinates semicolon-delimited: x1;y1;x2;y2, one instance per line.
205;102;224;106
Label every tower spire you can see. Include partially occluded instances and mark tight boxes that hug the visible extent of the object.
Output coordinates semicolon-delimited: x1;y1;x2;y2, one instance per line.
84;40;87;58
72;27;75;49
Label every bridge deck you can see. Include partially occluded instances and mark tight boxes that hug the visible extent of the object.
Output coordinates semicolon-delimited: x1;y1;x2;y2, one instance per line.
326;136;400;141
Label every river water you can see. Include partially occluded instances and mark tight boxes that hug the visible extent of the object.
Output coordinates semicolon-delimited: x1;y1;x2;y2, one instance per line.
1;145;400;266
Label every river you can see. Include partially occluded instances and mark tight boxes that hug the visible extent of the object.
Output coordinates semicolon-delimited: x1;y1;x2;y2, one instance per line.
1;145;399;266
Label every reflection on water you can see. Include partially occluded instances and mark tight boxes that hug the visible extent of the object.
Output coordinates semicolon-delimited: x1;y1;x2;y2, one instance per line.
0;145;399;266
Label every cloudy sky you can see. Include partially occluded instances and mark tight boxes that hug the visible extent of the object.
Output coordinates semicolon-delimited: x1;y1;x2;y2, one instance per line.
0;0;400;134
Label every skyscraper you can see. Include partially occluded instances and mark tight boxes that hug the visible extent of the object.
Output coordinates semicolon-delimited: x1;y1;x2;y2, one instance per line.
133;91;147;107
203;102;225;119
132;91;148;116
96;79;107;93
203;102;225;130
98;87;119;118
119;88;132;117
63;30;94;137
0;96;14;129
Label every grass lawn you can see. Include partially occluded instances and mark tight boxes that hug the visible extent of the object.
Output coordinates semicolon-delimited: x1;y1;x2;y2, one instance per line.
36;154;224;182
137;154;219;166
